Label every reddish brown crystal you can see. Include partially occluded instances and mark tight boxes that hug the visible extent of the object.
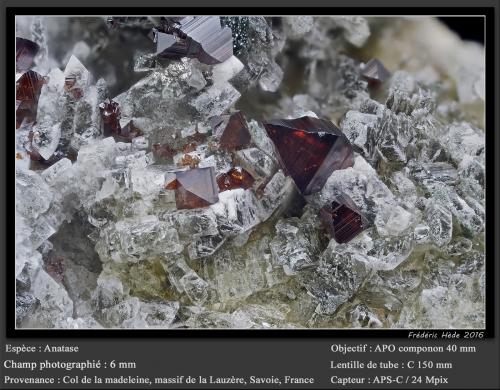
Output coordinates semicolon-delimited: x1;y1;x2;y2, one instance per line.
99;99;121;136
165;178;179;190
217;166;255;191
16;70;46;128
166;167;219;209
16;37;40;72
360;58;391;85
155;16;233;65
263;116;354;195
182;131;207;153
179;154;201;168
118;120;143;142
23;130;43;161
153;143;177;160
44;255;66;283
320;193;369;244
213;111;251;151
182;142;198;153
98;100;142;142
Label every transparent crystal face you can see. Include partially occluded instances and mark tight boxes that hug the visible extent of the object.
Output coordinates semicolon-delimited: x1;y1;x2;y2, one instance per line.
14;16;485;329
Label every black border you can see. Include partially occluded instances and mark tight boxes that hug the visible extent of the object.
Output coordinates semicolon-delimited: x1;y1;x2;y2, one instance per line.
6;7;496;339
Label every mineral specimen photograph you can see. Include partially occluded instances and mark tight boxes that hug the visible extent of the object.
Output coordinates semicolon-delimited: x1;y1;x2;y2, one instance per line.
14;15;486;329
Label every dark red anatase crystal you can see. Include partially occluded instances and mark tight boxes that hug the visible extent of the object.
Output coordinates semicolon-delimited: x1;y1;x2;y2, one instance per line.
320;192;369;244
181;131;208;153
98;99;142;142
360;58;391;85
16;37;40;72
263;116;354;195
155;16;233;65
44;255;66;283
217;166;255;192
152;143;177;160
99;99;121;136
165;167;219;209
212;111;252;151
16;70;46;128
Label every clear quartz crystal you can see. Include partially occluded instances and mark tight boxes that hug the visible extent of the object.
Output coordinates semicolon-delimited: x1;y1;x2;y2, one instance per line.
30;17;49;74
367;234;414;271
29;216;56;249
201;239;282;304
298;242;370;315
133;52;158;72
247;120;277;161
41;158;72;185
332;17;370;47
425;203;453;246
189;83;241;119
16;169;53;219
410;161;458;186
439;122;484;165
162;257;210;305
215;189;261;234
282;16;314;40
23;268;73;328
183;186;265;260
348;304;383;328
101;296;180;328
258;60;284;93
31;123;61;160
231;304;293;328
341;110;378;155
71;81;106;149
375;203;413;237
34;68;65;124
425;182;483;235
64;55;90;94
270;220;314;275
96;216;183;263
130;165;166;198
257;170;296;220
234;147;277;184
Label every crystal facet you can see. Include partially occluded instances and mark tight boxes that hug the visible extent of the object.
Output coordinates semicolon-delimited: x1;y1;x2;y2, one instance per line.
152;143;176;160
155;16;233;65
63;55;90;99
217;167;255;192
16;70;46;128
16;37;40;72
98;100;143;142
263;116;354;195
118;120;143;142
361;58;391;84
320;192;369;243
99;99;121;137
166;167;219;209
213;111;252;151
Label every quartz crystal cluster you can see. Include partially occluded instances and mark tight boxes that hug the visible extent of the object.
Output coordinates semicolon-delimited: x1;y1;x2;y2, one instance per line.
15;16;485;329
